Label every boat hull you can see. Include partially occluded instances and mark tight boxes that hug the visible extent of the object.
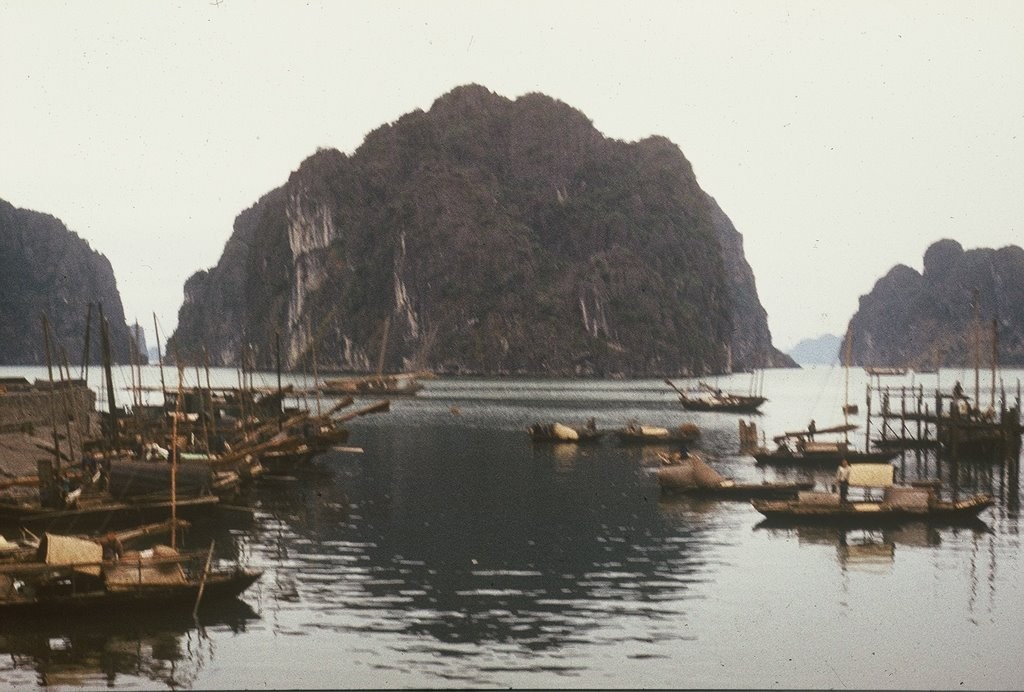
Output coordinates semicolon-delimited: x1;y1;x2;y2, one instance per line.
751;494;994;526
679;396;766;414
616;430;699;445
753;449;899;467
528;423;604;443
658;477;815;500
0;495;221;533
0;569;262;616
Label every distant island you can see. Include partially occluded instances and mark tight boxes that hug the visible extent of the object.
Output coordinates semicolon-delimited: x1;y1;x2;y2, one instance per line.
168;84;794;377
787;334;842;366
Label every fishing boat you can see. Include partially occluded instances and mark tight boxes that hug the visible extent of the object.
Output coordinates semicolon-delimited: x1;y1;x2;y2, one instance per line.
528;421;604;443
320;372;426;396
656;452;814;499
0;536;261;616
864;366;907;376
751;423;899;467
751;463;993;525
0;458;222;533
615;421;700;445
665;380;767;414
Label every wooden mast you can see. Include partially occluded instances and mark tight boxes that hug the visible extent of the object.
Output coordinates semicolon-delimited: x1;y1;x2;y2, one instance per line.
98;304;117;449
40;314;61;471
80;302;92;381
152;313;166;399
991;318;999;411
843;330;852;443
376;316;391;384
170;362;183;551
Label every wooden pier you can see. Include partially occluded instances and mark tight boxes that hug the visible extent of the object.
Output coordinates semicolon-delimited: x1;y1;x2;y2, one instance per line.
867;382;1023;460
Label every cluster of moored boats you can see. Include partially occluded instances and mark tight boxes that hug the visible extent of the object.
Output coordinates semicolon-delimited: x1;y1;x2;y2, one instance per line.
532;379;996;527
0;370;390;619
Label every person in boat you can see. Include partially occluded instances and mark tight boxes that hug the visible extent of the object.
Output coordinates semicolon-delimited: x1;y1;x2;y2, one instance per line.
678;442;690;459
953;380;964;400
102;532;124;561
807;419;816;441
835;459;851;503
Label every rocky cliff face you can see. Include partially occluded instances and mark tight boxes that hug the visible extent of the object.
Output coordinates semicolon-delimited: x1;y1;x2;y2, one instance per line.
0;198;138;365
168;85;792;376
848;239;1024;367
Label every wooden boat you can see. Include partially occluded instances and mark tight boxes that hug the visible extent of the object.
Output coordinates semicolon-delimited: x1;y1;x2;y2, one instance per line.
528;421;604;443
665;380;766;414
752;491;994;525
0;538;261;616
751;462;994;525
751;423;898;467
656;452;814;499
616;422;700;445
864;366;907;376
320;372;427;396
0;493;219;533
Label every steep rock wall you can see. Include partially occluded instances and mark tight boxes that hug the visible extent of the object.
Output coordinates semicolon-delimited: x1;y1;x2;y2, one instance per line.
0;198;138;365
169;85;791;375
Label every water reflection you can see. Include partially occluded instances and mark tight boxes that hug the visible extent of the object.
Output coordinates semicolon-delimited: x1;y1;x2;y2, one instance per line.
0;600;258;688
242;423;716;666
750;522;997;575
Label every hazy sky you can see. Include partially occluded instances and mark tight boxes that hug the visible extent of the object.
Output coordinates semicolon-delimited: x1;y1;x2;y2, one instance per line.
2;2;1022;351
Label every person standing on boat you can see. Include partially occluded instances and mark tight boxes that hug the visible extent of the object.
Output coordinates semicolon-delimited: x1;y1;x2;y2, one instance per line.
807;419;816;441
836;459;851;503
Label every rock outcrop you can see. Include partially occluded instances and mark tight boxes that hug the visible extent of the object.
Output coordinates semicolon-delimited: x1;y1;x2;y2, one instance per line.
0;198;138;365
847;239;1024;367
169;85;793;376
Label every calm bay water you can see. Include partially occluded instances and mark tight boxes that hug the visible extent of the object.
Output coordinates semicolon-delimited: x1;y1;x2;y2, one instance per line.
0;365;1022;689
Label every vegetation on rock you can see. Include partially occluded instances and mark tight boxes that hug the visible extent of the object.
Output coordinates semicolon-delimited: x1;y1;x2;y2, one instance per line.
847;239;1024;368
0;198;138;365
169;85;792;376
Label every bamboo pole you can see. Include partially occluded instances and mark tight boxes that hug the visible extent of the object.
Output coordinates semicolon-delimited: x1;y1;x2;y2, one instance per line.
192;539;216;618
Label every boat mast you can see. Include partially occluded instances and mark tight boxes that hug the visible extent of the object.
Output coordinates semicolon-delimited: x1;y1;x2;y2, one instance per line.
40;314;61;471
844;330;852;443
275;331;283;432
972;290;981;408
80;302;92;381
991;318;998;411
98;304;117;449
376;316;391;384
171;363;183;551
152;313;166;398
309;316;322;417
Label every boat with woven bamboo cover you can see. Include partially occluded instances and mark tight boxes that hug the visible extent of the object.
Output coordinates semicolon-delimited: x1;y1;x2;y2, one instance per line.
656;452;814;500
0;535;261;616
